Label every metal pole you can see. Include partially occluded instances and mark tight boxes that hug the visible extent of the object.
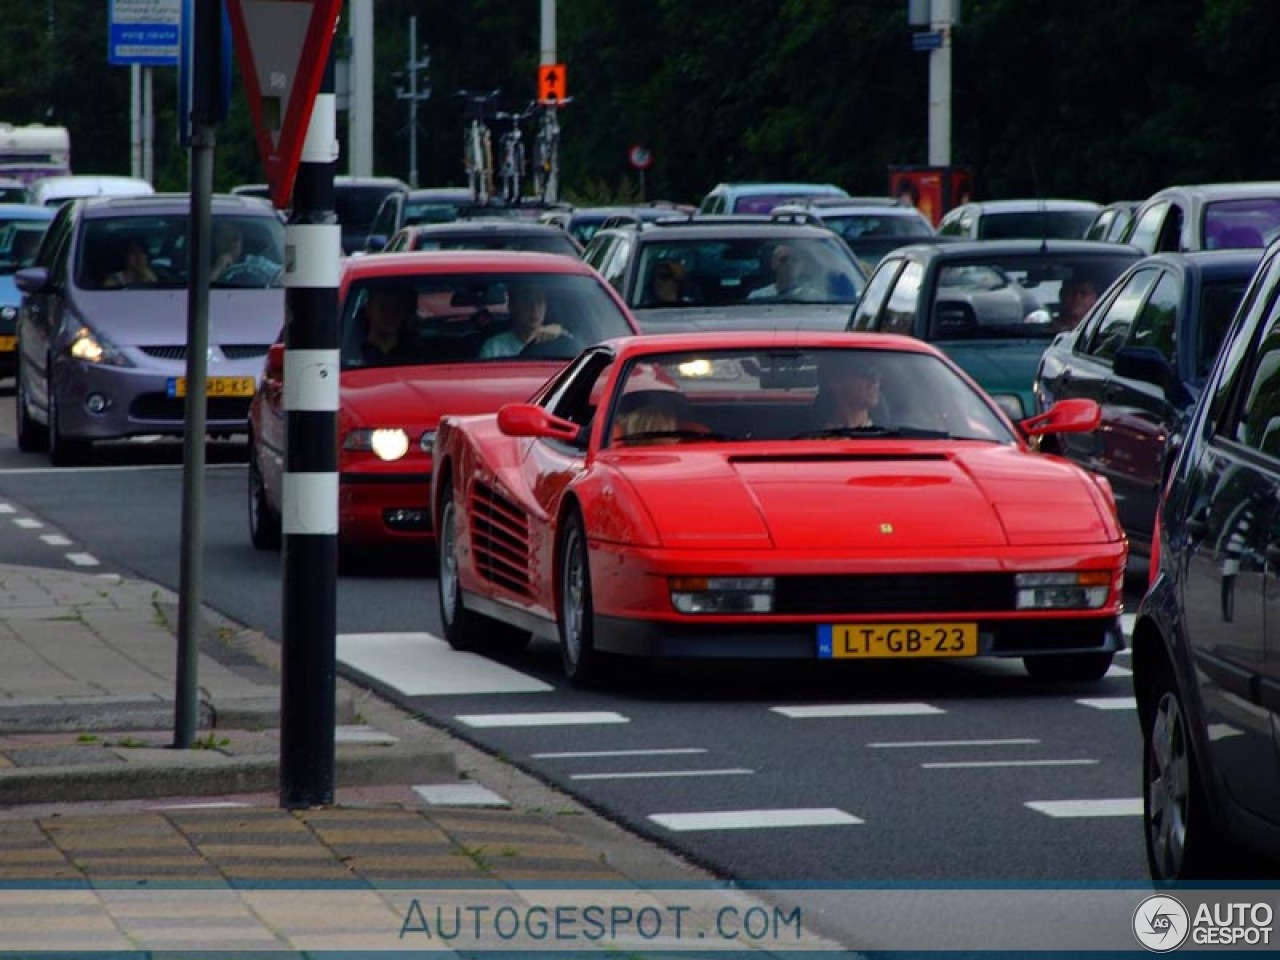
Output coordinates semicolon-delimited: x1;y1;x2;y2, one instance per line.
407;15;418;188
174;0;220;749
348;0;373;177
143;66;155;183
280;50;340;810
540;0;558;203
130;64;142;179
928;0;953;167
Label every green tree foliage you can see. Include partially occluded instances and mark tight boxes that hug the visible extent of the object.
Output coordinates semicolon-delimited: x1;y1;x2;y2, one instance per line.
3;1;1279;205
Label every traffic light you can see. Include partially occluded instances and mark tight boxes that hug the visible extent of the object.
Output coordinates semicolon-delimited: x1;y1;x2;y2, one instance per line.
538;64;567;103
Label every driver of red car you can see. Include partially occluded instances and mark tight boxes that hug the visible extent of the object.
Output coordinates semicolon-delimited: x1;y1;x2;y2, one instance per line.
479;284;567;358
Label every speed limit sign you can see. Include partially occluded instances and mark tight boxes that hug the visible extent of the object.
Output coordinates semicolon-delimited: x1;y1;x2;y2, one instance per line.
628;144;653;170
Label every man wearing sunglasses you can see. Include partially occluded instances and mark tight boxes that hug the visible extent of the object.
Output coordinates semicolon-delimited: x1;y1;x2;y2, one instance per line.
812;352;882;429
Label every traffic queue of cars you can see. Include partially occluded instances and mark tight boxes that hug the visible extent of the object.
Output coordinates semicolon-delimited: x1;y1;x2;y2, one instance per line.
9;176;1280;880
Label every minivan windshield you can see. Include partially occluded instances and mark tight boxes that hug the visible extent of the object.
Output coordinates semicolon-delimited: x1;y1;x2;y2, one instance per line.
76;214;285;290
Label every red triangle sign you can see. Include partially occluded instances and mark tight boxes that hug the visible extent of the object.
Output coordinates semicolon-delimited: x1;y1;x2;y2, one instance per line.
226;0;343;209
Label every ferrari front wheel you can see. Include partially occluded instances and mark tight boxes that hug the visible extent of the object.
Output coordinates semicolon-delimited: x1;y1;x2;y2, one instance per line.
438;480;482;651
557;508;604;686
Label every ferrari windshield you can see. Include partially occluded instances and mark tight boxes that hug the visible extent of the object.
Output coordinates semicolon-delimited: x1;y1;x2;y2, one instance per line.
340;271;633;369
606;346;1016;446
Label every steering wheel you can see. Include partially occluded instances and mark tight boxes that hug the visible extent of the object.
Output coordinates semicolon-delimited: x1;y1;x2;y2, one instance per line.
217;261;280;287
519;331;584;359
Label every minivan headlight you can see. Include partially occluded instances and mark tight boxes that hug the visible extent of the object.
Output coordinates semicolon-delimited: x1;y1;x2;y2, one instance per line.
68;325;131;366
1015;571;1110;609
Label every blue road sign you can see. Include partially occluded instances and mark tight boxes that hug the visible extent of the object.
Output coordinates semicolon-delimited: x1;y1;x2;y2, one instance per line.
109;0;181;67
912;30;944;52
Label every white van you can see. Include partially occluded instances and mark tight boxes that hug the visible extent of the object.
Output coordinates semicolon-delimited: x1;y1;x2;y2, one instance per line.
29;175;154;208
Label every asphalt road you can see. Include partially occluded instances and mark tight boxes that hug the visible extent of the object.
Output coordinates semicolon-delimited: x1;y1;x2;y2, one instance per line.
0;389;1154;884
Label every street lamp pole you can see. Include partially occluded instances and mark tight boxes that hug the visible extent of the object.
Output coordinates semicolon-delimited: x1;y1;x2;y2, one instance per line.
928;0;955;167
395;15;431;188
540;0;558;203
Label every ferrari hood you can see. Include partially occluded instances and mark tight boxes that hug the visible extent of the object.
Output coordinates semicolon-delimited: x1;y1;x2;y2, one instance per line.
340;363;560;428
633;304;851;333
606;443;1113;550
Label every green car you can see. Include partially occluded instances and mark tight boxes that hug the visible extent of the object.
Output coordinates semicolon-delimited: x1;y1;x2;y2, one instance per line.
848;239;1142;420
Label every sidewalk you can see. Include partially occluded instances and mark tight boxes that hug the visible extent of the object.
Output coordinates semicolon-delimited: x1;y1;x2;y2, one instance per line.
0;563;780;953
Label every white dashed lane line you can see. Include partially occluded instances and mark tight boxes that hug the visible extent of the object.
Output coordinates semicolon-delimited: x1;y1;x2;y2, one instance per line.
649;808;864;832
772;702;945;719
1025;798;1142;818
1;501;101;569
456;711;630;728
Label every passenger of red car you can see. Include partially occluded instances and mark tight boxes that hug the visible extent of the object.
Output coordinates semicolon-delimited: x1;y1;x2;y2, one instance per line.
813;352;881;428
357;283;418;365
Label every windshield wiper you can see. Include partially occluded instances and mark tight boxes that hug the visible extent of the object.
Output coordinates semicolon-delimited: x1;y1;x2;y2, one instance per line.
789;425;952;440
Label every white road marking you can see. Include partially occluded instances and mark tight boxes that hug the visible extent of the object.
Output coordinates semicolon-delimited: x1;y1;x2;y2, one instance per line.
1076;697;1136;711
1105;664;1133;678
414;783;510;808
336;632;552;696
0;503;14;513
146;801;251;810
533;748;708;759
39;534;71;546
649;808;864;832
457;711;629;728
66;553;99;566
334;725;398;745
0;462;244;476
923;758;1098;769
1025;798;1142;818
1120;613;1136;637
570;768;753;781
773;703;944;718
868;738;1040;749
12;517;42;529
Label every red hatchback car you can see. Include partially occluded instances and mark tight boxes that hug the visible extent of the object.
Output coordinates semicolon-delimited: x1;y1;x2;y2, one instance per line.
247;251;638;558
433;330;1129;686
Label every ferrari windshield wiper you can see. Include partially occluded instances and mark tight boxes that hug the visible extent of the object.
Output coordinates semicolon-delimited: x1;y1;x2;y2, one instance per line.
789;425;951;440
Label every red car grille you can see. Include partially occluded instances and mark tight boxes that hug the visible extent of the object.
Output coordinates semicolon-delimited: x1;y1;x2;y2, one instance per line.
775;573;1015;614
468;481;531;594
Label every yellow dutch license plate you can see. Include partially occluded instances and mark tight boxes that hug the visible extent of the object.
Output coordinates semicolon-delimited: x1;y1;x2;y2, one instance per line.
819;622;978;659
0;335;15;352
167;376;256;398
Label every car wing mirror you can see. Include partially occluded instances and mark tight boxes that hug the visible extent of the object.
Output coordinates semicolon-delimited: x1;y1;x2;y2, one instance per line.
14;266;52;294
497;403;580;441
1020;397;1101;436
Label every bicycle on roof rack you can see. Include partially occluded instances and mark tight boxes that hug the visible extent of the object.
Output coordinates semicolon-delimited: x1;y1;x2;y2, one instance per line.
531;97;572;204
456;89;501;205
494;104;535;205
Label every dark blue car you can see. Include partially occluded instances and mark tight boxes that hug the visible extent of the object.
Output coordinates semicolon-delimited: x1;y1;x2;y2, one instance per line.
1133;240;1280;882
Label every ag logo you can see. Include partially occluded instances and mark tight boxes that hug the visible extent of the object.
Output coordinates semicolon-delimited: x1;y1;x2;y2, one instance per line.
1133;894;1189;952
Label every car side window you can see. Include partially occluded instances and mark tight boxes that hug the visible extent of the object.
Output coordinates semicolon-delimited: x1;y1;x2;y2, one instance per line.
1228;279;1280;455
36;204;73;270
882;261;923;335
1125;271;1179;361
848;257;901;330
1082;269;1158;362
1126;201;1170;254
1202;250;1280;433
543;350;615;445
599;236;632;295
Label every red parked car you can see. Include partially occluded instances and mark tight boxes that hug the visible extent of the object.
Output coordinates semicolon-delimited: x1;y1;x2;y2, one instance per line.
246;250;638;559
433;330;1129;686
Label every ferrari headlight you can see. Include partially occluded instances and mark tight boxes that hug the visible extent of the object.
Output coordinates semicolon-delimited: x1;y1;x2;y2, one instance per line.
671;576;775;614
68;325;131;366
1015;571;1110;610
343;427;410;461
992;393;1024;419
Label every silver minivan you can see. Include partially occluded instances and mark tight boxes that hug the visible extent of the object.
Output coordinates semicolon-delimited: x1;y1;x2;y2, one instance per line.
13;193;284;465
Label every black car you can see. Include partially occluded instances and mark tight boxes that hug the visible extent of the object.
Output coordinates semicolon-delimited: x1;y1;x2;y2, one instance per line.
1035;249;1262;553
581;218;866;332
1133;239;1280;883
378;220;583;257
362;187;474;251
